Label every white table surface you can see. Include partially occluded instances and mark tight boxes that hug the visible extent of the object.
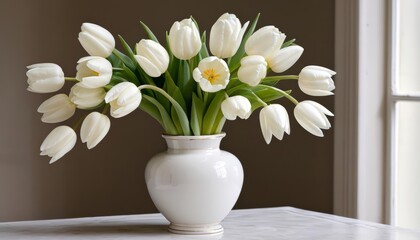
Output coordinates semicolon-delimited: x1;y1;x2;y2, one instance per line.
1;207;420;240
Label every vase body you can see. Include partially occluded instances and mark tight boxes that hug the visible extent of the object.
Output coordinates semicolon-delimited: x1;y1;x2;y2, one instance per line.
145;133;243;235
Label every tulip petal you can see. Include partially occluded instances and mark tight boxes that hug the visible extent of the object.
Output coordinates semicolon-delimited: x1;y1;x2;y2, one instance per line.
295;110;324;137
259;108;273;144
134;55;162;77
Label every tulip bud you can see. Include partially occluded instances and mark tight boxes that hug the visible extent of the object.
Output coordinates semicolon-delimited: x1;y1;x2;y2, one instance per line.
221;96;251;121
210;13;249;58
259;104;290;144
69;83;105;109
105;82;142;118
298;65;336;96
168;18;202;60
267;45;304;73
80;112;110;149
193;56;230;93
294;100;333;137
40;126;77;164
78;23;115;58
26;63;64;93
134;39;169;77
38;94;76;123
237;55;267;86
76;56;112;89
245;26;286;58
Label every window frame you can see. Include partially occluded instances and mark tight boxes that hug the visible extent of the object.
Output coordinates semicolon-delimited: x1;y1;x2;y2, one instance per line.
334;0;389;224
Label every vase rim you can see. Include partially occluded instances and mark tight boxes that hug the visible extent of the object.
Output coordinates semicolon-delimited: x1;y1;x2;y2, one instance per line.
162;133;226;141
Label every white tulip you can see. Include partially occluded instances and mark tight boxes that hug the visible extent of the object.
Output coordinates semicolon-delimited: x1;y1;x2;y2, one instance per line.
135;39;169;77
210;13;249;58
38;94;76;123
168;18;202;60
40;126;77;164
245;26;286;58
80;112;110;149
294;100;333;137
69;83;105;109
221;96;252;120
267;45;304;73
26;63;64;93
259;104;290;144
237;55;267;86
78;23;115;58
76;56;112;89
105;82;142;118
193;56;230;92
298;65;336;96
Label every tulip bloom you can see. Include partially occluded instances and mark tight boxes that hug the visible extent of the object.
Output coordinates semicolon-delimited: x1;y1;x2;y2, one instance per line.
40;126;77;164
210;13;249;58
267;45;304;73
80;112;110;149
26;63;64;93
294;100;333;137
298;65;336;96
76;56;112;88
38;94;76;123
69;83;105;109
259;104;290;144
78;23;115;58
237;55;267;86
135;39;169;77
193;57;230;92
245;26;286;58
168;18;202;60
105;82;142;118
221;96;252;120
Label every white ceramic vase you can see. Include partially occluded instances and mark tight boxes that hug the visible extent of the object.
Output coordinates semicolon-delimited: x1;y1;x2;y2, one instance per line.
145;133;243;235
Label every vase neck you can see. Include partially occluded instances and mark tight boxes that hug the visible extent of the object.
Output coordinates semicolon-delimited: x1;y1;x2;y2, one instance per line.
163;134;226;151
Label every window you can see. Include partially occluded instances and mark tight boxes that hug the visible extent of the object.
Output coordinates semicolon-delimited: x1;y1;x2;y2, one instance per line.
334;0;420;229
390;0;420;229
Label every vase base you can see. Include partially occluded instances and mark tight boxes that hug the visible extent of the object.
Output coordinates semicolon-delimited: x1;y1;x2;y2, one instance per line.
168;223;223;235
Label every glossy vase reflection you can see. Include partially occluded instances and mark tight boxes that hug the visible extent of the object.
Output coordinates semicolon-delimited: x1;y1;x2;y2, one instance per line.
145;133;243;235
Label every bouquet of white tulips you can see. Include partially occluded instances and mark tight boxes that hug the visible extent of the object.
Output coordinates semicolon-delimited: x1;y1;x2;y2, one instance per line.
27;13;335;164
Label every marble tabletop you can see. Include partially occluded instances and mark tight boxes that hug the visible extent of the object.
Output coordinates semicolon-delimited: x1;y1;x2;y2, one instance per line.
1;207;420;239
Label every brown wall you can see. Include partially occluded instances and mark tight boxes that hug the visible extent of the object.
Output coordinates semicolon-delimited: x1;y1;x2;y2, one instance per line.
0;0;335;221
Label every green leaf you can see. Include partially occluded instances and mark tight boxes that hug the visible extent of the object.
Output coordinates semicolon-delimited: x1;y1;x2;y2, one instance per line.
228;13;260;72
138;97;164;127
121;65;140;85
164;72;187;112
112;49;136;71
191;93;204;136
107;53;122;67
171;106;183;134
140;21;159;43
281;38;296;48
110;75;128;85
177;60;194;108
211;109;225;134
199;31;209;59
202;92;225;135
142;95;178;135
252;85;292;103
166;32;180;81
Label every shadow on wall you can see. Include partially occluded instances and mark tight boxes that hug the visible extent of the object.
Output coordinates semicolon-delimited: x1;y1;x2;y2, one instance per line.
0;0;335;222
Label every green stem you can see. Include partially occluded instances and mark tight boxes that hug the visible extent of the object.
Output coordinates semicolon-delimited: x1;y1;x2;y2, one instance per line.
138;85;191;135
262;75;299;81
65;77;78;82
72;115;86;131
102;104;110;114
255;96;268;107
262;85;299;105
